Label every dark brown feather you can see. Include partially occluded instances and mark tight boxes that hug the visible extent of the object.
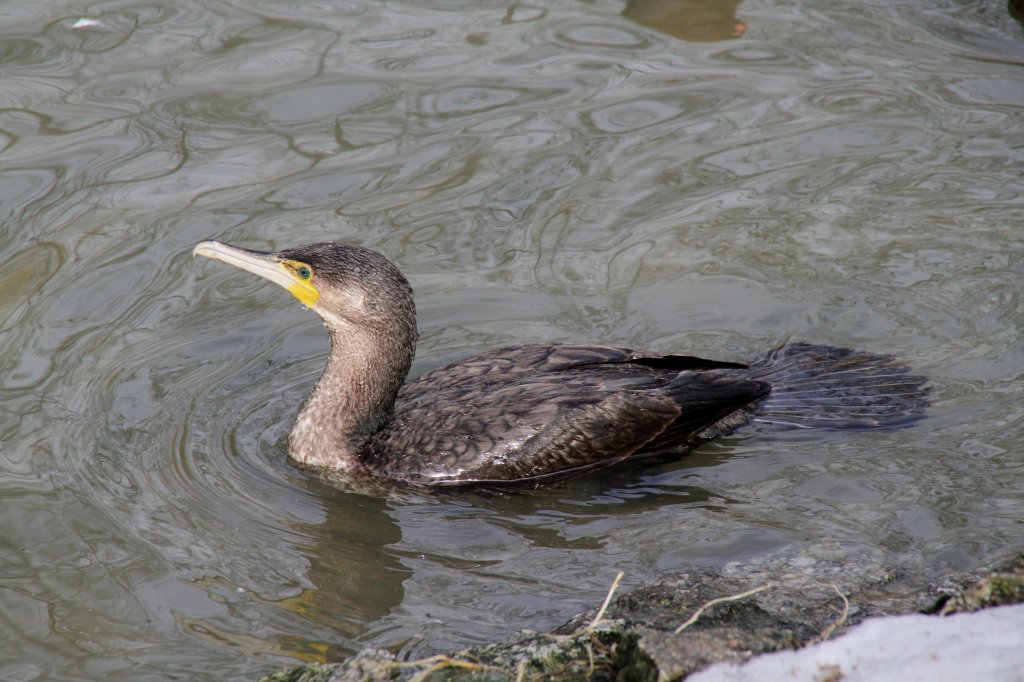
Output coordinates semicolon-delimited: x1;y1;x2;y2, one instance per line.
363;344;769;484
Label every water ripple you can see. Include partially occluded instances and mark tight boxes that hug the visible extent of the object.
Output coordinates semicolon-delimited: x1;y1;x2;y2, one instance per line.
0;0;1022;678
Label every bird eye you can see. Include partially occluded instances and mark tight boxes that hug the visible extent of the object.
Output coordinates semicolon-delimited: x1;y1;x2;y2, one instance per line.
297;266;312;280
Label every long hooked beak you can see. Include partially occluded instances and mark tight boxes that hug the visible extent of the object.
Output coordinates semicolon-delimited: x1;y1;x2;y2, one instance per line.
193;240;320;307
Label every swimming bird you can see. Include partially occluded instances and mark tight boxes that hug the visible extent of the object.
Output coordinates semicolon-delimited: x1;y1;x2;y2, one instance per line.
193;240;929;486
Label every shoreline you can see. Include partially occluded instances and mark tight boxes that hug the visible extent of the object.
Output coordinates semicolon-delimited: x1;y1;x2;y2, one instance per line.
259;551;1024;681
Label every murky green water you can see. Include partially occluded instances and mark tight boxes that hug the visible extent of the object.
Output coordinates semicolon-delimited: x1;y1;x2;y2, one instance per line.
1;0;1022;678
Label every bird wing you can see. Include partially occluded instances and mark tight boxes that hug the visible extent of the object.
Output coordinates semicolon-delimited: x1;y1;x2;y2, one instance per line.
365;344;766;484
398;343;748;400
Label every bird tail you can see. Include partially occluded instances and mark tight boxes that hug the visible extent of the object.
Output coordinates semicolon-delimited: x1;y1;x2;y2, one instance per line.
740;343;930;430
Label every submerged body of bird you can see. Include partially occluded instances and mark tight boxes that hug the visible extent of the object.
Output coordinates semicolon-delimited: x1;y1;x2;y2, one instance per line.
193;241;929;486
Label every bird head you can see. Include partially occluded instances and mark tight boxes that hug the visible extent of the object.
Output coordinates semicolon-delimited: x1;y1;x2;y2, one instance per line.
192;240;416;335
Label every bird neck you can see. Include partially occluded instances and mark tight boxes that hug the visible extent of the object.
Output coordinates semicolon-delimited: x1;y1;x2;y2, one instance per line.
288;320;416;471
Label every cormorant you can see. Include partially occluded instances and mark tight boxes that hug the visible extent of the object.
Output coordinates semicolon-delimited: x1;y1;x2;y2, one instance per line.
193;240;929;486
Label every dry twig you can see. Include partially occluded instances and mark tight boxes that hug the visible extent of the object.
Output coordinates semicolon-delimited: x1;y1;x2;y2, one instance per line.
673;583;775;634
587;570;625;631
397;654;485;682
812;583;850;644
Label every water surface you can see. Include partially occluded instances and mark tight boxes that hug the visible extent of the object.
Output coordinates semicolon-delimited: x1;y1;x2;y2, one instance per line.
1;0;1022;679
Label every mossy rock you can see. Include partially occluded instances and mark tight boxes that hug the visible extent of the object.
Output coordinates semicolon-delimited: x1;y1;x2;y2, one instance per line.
259;552;1024;682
